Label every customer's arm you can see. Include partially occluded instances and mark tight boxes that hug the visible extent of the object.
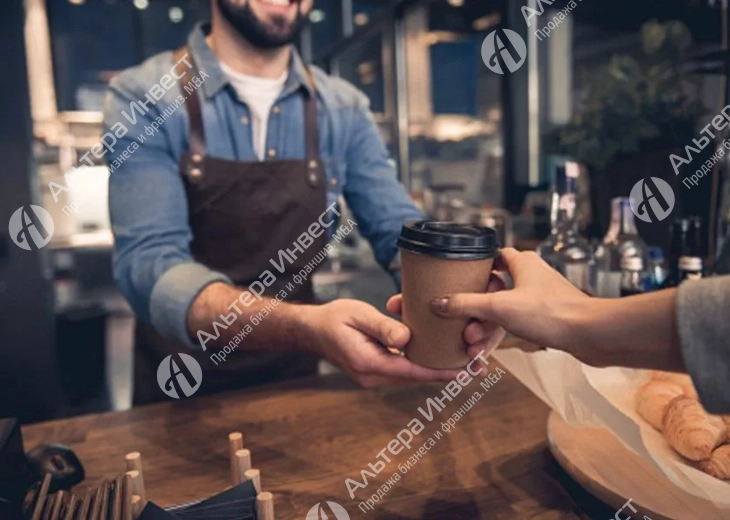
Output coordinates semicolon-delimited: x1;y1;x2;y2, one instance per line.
421;248;730;413
675;277;730;413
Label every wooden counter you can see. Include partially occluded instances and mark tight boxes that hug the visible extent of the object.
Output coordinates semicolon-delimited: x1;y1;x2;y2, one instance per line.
23;361;616;519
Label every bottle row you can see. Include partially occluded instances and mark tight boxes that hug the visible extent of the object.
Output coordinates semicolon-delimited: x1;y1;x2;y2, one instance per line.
536;162;705;297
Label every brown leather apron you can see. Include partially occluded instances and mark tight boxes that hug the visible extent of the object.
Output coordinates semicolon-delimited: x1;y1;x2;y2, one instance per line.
133;47;325;404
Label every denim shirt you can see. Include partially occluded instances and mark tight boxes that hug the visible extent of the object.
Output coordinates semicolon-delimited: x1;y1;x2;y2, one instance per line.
103;23;423;347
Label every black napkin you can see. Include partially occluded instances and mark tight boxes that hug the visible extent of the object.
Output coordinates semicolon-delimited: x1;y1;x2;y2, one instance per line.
137;481;258;520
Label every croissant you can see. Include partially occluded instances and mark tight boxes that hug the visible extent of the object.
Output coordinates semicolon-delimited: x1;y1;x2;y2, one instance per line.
662;396;727;461
724;416;730;431
635;381;684;431
650;371;698;399
699;444;730;480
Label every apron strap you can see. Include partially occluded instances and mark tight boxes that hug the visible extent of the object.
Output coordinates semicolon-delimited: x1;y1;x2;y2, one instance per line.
173;47;206;163
303;68;322;183
173;46;322;178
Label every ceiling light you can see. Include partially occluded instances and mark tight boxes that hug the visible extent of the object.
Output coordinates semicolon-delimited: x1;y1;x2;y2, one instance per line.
309;9;325;23
169;6;184;23
69;0;85;4
133;0;149;10
447;0;464;6
353;13;369;27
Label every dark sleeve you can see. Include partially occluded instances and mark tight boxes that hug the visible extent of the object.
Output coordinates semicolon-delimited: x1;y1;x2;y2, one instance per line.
676;276;730;413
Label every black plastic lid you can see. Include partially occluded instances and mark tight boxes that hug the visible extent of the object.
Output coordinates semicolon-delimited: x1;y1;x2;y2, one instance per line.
397;221;498;260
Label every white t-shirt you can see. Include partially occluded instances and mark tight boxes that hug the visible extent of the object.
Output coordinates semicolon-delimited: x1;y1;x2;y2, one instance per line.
220;62;287;161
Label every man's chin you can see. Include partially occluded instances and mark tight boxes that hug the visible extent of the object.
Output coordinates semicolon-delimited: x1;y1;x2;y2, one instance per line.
218;0;305;49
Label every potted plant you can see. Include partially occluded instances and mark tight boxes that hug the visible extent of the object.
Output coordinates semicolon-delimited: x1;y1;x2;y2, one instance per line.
546;20;707;244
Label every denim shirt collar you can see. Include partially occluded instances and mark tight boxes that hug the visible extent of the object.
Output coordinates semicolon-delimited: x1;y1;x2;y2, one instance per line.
186;22;314;100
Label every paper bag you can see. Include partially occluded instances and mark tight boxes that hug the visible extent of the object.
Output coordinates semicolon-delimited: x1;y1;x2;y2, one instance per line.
493;346;730;509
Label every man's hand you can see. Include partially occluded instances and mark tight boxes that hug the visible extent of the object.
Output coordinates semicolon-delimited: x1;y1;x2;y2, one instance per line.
298;299;462;388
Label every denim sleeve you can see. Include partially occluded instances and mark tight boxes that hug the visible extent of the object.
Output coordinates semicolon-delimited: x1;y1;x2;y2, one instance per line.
676;276;730;414
104;69;230;348
343;93;424;270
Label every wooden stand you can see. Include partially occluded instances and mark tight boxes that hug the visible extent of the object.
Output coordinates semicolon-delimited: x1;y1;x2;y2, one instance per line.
244;469;261;493
124;453;147;507
24;431;274;519
233;449;251;485
256;492;275;520
228;432;244;486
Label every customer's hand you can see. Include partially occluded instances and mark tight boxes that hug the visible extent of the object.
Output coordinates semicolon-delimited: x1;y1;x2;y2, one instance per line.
426;248;688;371
428;248;593;357
298;299;461;388
386;271;507;360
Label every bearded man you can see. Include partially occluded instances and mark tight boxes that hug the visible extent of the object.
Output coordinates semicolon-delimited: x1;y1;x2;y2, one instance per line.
103;0;462;403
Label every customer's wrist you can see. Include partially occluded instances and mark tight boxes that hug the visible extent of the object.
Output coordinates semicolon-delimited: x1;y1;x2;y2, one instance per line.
560;297;618;366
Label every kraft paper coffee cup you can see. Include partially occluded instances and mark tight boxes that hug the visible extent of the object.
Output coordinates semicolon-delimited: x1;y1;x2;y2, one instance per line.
397;221;498;369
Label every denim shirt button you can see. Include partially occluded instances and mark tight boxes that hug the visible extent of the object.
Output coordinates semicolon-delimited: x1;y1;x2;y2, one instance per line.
308;171;319;188
329;177;338;187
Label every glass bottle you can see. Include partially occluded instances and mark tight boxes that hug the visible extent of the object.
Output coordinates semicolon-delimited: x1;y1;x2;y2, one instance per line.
689;217;705;259
620;256;645;297
714;157;730;274
537;162;596;294
678;218;704;281
661;218;692;288
679;256;704;281
645;246;666;291
715;206;730;275
595;197;647;297
536;191;560;269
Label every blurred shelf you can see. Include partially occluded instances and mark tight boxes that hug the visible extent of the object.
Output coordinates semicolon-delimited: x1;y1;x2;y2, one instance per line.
49;230;113;250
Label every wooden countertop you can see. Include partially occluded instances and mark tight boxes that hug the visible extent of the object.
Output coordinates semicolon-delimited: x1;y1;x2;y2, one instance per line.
22;359;616;519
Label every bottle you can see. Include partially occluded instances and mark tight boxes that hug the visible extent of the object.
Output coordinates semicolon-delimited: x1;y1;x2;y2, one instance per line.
689;217;705;259
620;256;645;297
661;218;691;288
645;246;667;291
678;218;704;281
537;191;560;268
678;256;703;281
537;162;596;294
595;197;647;297
715;207;730;275
714;160;730;274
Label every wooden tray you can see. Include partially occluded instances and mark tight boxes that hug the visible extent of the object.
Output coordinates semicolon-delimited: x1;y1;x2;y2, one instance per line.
546;412;726;520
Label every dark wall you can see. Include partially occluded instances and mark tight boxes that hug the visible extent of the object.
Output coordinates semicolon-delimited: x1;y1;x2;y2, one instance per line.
47;0;210;111
0;0;61;423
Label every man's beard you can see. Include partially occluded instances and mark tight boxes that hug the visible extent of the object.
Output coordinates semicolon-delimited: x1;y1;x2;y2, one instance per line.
217;0;305;50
